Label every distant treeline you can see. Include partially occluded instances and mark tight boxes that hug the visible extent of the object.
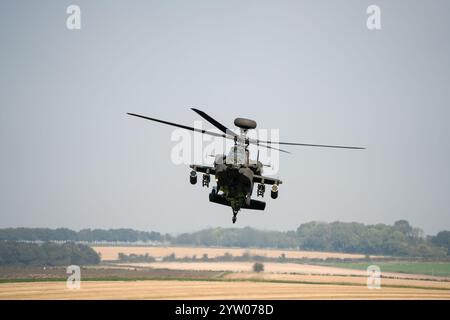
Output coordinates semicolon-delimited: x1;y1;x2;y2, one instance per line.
0;242;100;266
432;231;450;255
118;252;156;263
1;220;449;258
117;251;365;264
0;228;166;243
173;220;450;258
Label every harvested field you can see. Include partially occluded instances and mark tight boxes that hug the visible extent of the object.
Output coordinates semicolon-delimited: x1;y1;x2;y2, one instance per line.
0;266;222;281
93;246;371;261
119;262;450;281
1;280;449;300
222;272;450;290
321;261;450;277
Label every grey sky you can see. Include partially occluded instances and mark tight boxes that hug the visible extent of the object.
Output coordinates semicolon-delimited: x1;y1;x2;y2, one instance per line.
1;1;449;235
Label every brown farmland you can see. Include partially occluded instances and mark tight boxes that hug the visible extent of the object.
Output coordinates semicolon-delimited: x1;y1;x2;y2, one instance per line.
118;261;450;282
1;280;449;300
2;246;449;300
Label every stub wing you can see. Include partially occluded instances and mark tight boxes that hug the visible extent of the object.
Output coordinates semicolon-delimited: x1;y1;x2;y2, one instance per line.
253;175;282;186
190;164;282;185
190;164;216;175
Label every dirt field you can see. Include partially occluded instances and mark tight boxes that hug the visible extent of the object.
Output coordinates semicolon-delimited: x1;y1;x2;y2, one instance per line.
2;246;448;299
93;246;372;261
1;262;450;299
222;272;450;290
0;266;222;281
119;261;450;281
1;280;449;299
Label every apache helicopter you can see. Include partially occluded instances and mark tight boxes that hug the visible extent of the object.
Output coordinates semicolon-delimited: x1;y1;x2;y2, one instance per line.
127;109;364;223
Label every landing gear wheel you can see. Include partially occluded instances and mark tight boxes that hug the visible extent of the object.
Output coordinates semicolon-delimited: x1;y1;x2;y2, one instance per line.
232;216;237;224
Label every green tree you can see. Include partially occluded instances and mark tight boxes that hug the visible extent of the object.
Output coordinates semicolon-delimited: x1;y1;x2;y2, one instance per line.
253;262;264;273
431;231;450;255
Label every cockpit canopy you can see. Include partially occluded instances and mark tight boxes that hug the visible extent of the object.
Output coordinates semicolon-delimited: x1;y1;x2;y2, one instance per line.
226;146;248;165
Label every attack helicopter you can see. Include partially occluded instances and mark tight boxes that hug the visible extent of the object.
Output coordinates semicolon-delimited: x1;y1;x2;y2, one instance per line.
127;109;364;223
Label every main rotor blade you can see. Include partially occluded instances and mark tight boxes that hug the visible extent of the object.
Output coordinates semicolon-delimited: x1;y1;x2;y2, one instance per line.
249;138;365;150
257;143;291;154
190;108;238;137
127;113;231;140
127;112;293;154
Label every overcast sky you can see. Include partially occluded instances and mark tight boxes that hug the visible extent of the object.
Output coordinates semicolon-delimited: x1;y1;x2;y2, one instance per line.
1;0;449;235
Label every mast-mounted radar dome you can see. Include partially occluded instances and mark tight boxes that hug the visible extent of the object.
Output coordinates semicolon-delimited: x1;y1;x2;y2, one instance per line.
234;118;257;130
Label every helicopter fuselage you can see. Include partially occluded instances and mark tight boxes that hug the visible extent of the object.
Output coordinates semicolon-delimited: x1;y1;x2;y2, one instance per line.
214;161;255;212
191;147;273;220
